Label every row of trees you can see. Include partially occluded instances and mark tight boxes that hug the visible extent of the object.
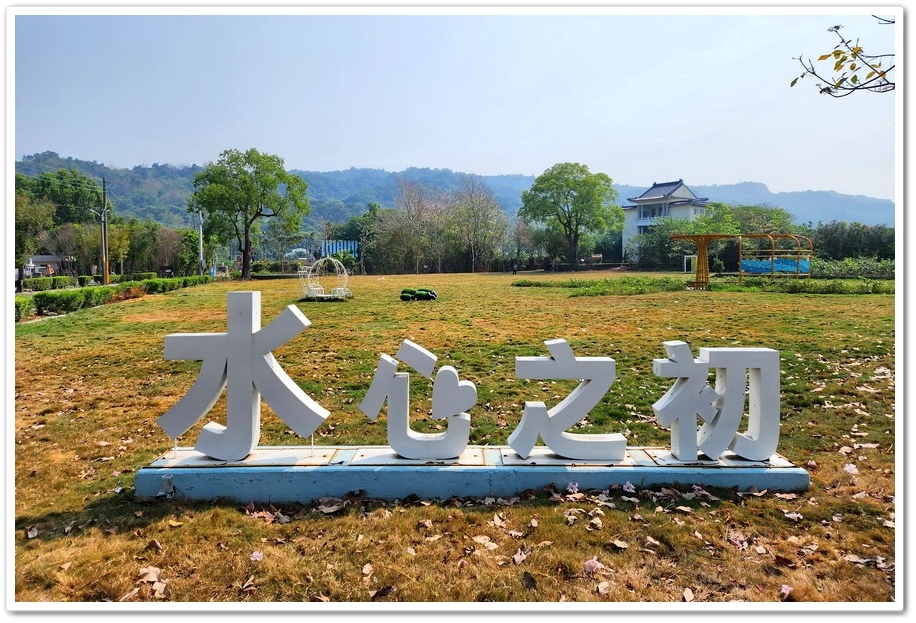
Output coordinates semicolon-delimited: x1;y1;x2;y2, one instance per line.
16;149;894;288
15;171;216;287
322;163;623;275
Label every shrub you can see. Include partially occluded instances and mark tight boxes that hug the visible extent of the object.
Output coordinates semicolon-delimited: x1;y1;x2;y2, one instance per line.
23;277;56;291
810;256;894;280
15;296;36;322
53;276;77;289
33;290;84;315
708;276;894;295
400;286;437;301
113;281;148;300
77;276;92;287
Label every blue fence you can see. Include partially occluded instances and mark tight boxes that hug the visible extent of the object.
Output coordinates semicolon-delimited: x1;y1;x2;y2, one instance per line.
321;240;359;258
741;258;811;274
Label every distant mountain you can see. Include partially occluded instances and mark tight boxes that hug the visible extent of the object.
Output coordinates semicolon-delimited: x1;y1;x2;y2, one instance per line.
15;152;894;228
686;182;894;227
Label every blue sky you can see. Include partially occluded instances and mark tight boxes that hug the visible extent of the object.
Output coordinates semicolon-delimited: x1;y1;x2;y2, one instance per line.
10;4;900;201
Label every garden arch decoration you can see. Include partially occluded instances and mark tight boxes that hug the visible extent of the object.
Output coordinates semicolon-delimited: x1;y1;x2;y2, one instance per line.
670;233;813;290
298;256;353;301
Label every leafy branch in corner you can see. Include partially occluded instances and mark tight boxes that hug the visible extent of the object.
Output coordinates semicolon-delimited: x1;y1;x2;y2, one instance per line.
791;16;895;97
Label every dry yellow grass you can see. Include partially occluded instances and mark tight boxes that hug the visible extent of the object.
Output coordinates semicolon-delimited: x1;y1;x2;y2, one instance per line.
12;271;897;607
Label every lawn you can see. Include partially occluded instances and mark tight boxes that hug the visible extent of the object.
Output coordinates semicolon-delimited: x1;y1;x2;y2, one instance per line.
12;271;897;607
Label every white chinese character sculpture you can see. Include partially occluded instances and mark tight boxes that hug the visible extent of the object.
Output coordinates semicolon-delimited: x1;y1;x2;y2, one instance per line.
360;339;475;459
157;291;330;461
652;340;781;462
509;339;626;461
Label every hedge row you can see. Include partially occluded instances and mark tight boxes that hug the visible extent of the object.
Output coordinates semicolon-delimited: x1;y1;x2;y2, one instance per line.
710;276;894;294
20;276;78;291
22;272;160;291
17;276;213;320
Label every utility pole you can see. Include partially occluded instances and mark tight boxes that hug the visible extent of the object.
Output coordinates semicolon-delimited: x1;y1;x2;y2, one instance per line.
101;178;110;285
198;211;205;276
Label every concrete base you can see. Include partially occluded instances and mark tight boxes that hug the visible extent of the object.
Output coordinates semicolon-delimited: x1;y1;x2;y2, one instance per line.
133;445;810;503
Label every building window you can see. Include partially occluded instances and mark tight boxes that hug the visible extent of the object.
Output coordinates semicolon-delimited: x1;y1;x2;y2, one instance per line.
693;207;706;217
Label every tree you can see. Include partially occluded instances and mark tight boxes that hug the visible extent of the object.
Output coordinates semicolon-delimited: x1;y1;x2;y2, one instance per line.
188;148;309;279
30;168;106;225
451;175;509;273
791;17;895;97
14;193;56;290
519;163;622;270
393;178;436;273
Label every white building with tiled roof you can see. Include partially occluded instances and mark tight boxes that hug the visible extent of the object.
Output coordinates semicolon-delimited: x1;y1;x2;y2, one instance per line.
620;179;709;253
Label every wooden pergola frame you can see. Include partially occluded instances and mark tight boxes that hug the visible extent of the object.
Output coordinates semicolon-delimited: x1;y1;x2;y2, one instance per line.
670;233;813;289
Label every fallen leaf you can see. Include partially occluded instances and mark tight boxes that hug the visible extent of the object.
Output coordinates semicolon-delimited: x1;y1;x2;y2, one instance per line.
683;587;695;602
310;591;330;602
152;580;167;599
597;581;612;596
167;519;183;527
521;571;537;589
611;539;629;550
362;563;373;576
59;562;72;571
249;551;264;561
512;545;531;564
675;506;693;514
26;526;38;539
472;535;499;550
139;566;161;582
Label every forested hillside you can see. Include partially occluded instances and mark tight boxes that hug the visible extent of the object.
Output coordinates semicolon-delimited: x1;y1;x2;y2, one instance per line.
15;151;895;228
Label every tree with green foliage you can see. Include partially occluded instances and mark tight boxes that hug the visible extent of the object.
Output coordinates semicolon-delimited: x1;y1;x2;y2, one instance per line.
14;193;56;291
811;220;894;260
188;148;309;279
519;163;622;270
730;204;798;234
791;17;895;97
27;168;107;225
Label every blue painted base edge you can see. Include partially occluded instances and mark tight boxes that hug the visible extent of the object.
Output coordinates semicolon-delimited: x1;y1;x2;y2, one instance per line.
134;445;810;503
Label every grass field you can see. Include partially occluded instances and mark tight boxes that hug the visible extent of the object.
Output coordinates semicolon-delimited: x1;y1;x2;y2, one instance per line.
12;271;898;607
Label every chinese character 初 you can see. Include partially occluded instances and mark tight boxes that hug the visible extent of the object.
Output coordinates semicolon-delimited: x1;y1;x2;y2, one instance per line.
652;341;781;462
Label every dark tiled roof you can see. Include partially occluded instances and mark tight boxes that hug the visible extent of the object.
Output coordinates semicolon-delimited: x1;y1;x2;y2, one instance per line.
630;179;684;201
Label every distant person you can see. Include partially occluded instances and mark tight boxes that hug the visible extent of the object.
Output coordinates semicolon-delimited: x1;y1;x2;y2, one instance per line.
512;263;518;275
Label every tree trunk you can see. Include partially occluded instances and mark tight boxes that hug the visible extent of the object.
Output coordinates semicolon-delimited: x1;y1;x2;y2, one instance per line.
241;229;252;279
